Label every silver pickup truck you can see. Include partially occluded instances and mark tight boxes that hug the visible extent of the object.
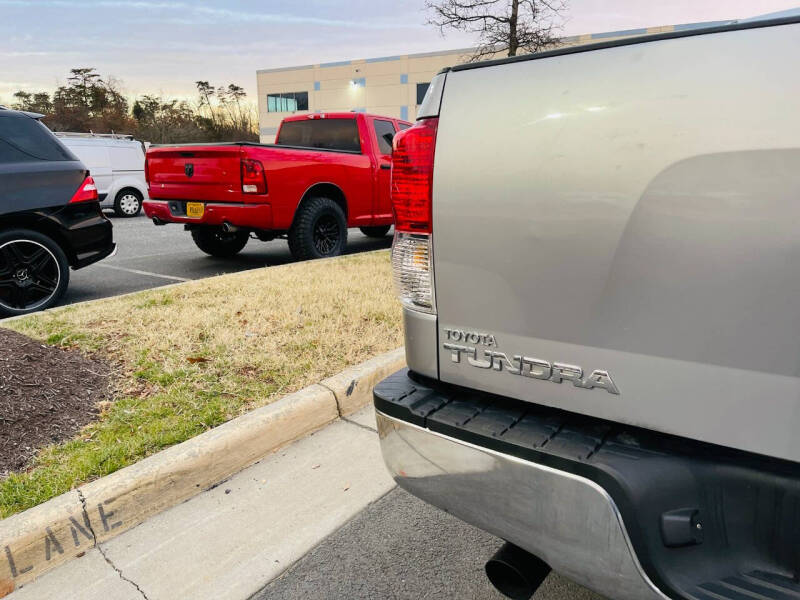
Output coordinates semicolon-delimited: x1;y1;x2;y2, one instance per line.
374;15;800;600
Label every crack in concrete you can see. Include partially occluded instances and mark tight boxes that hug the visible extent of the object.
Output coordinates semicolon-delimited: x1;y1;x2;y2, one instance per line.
319;381;376;433
97;545;151;600
318;382;344;417
341;415;376;433
76;489;98;545
78;490;150;600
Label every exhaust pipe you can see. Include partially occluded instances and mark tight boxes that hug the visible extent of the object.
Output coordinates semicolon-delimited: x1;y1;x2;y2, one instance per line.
485;543;551;600
221;222;239;233
152;217;166;226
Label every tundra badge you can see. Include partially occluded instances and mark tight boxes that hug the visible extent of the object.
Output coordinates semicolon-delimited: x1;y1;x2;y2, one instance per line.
442;329;619;395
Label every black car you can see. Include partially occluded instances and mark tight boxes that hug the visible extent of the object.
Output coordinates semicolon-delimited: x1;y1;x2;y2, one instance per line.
0;107;115;317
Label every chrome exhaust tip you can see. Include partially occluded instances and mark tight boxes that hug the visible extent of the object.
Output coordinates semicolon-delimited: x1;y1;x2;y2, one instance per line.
221;222;239;233
485;543;551;600
152;217;165;226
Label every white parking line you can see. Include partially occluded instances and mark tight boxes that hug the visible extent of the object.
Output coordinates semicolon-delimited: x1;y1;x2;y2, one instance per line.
94;263;190;282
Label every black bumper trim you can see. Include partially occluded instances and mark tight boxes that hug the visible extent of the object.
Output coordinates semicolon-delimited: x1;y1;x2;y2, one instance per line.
374;369;800;600
72;242;116;269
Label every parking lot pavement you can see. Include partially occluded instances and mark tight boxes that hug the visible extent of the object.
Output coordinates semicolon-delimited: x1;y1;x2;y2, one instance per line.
257;486;606;600
256;408;606;600
59;214;393;307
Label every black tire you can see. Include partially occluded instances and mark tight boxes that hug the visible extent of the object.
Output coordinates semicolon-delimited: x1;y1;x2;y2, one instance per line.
0;229;70;317
288;197;348;260
359;225;391;238
113;188;143;218
191;227;249;258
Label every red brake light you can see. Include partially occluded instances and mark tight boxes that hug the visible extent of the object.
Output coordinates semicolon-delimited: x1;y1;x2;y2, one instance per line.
391;117;438;233
241;158;267;194
70;175;98;204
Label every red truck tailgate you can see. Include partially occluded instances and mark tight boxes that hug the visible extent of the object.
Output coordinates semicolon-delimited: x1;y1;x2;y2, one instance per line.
147;146;242;202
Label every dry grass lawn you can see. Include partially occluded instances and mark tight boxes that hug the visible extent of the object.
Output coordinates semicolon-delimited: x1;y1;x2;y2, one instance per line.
1;250;401;518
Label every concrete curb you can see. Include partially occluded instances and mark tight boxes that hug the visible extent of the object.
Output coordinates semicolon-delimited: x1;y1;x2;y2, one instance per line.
0;347;405;595
320;347;406;416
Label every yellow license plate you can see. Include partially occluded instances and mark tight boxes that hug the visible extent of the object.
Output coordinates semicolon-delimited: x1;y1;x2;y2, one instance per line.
186;202;204;218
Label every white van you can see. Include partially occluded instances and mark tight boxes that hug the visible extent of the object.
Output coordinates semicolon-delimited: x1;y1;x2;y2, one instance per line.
55;133;149;217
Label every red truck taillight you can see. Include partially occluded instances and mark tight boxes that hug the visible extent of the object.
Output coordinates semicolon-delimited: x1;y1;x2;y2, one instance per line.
241;158;267;194
69;175;98;204
390;117;438;314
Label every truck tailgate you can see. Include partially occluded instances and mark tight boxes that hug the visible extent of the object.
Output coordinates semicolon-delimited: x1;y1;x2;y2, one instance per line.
432;24;800;462
147;146;242;202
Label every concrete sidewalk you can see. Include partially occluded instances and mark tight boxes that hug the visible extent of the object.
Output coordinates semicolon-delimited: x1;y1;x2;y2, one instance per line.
7;407;392;600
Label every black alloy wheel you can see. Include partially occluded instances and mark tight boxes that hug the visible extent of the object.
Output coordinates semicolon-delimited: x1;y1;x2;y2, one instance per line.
0;232;69;316
313;214;340;255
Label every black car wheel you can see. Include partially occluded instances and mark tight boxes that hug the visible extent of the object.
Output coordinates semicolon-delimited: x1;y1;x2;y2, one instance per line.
0;229;70;317
191;227;250;258
288;197;347;260
114;188;143;217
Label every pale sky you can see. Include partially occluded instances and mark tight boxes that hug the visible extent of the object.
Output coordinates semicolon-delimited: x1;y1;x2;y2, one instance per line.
1;0;798;102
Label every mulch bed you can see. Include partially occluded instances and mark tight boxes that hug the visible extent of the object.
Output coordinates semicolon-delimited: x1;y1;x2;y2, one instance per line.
0;328;112;477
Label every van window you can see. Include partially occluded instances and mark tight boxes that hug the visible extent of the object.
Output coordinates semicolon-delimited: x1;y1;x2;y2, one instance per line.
0;117;74;162
276;119;361;153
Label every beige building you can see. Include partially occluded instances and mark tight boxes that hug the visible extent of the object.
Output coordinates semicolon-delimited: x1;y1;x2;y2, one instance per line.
256;22;709;143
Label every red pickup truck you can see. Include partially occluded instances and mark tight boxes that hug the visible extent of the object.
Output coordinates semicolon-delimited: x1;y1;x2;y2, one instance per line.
143;112;411;259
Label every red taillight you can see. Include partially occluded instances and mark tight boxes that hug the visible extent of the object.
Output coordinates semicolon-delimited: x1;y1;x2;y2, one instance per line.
69;175;98;204
241;158;267;194
391;117;438;233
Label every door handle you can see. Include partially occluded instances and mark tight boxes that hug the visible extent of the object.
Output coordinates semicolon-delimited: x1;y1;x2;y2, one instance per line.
380;163;391;170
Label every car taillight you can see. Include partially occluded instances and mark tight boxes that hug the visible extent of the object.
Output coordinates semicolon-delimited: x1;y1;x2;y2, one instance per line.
241;158;267;194
69;175;98;204
390;118;438;314
391;118;437;234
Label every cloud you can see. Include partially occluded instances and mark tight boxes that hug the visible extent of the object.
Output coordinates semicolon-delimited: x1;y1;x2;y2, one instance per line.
0;51;59;57
0;0;417;29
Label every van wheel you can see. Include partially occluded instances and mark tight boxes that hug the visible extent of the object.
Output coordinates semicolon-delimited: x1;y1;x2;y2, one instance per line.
359;225;391;238
288;197;347;260
0;229;70;317
191;227;249;258
114;188;143;217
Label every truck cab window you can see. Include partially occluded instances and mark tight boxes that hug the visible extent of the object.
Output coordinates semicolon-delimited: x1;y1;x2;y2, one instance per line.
372;119;396;155
276;119;361;153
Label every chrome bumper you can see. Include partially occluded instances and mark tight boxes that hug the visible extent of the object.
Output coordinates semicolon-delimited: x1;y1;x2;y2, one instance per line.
376;410;669;600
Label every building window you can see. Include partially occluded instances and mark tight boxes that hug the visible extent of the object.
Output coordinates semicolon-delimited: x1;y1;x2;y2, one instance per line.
416;82;430;105
267;91;309;113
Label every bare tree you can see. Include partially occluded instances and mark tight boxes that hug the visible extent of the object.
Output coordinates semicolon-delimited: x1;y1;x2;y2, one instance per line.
195;80;216;126
427;0;566;61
